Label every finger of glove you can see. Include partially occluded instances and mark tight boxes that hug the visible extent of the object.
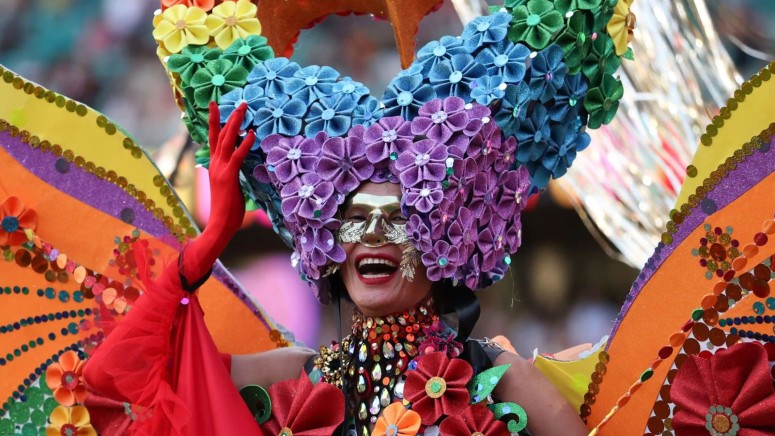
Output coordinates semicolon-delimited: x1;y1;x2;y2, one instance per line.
229;129;256;173
217;103;248;161
208;101;221;157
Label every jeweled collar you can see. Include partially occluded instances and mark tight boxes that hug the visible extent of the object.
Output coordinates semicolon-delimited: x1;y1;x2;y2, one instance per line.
350;296;438;342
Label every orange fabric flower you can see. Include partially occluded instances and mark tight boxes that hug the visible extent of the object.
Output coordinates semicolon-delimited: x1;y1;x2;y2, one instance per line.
0;196;37;246
373;402;422;436
46;405;97;436
46;350;88;407
161;0;215;12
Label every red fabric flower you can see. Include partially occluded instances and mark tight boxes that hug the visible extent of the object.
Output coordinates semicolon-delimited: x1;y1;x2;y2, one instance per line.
439;404;510;435
404;352;473;425
672;342;775;435
261;372;345;436
0;196;37;246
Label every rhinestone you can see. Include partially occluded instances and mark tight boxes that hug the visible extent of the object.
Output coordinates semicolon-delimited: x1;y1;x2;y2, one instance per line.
383;342;395;359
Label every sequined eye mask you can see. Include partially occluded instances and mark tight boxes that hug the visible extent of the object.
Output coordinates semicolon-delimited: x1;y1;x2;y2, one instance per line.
155;0;635;301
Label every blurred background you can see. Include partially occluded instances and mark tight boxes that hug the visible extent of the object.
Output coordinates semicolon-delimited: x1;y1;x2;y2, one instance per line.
1;0;773;354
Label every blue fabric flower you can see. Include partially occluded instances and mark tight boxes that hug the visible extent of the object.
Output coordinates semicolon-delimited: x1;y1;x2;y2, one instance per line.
515;103;551;165
548;72;588;122
382;73;436;119
218;83;265;130
332;77;370;104
470;75;506;105
291;65;340;104
246;57;303;99
398;63;425;77
475;40;530;84
529;44;568;103
494;81;531;136
461;12;511;53
352;96;383;127
528;124;590;187
305;95;356;137
429;54;487;101
415;35;468;75
252;95;306;139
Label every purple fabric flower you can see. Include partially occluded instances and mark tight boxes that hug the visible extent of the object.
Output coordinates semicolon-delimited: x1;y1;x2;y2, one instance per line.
461;104;492;140
493;136;517;172
406;214;433;252
428;198;458;239
447;207;476;258
411;97;470;150
467;120;503;171
445;157;477;209
364;116;414;165
494;168;530;221
280;173;336;222
316;135;373;194
404;181;444;213
477;216;506;271
463;255;482;290
298;222;346;266
468;169;499;222
262;134;321;183
503;214;523;252
422;240;461;281
395;139;448;187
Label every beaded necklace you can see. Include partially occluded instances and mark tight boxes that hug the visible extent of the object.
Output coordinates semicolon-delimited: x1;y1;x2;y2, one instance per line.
314;297;438;434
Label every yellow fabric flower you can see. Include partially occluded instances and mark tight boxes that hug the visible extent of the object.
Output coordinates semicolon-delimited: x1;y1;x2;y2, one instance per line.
152;4;209;54
607;0;634;55
46;405;97;436
206;0;262;50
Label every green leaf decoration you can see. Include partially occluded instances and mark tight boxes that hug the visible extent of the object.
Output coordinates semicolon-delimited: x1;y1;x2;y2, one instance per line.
467;364;511;404
489;402;528;433
623;46;635;61
583;73;624;129
239;384;273;424
167;45;221;85
222;35;275;73
557;11;592;75
189;58;249;109
508;0;564;50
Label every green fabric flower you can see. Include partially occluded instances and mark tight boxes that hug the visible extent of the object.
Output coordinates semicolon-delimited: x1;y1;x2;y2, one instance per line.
167;45;221;85
222;35;274;72
592;0;618;31
188;58;249;108
581;33;620;87
182;96;210;145
503;0;529;11
508;0;564;50
554;0;602;15
557;11;591;75
584;74;623;128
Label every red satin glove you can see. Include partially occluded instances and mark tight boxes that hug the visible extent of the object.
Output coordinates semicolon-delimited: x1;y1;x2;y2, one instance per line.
179;101;256;290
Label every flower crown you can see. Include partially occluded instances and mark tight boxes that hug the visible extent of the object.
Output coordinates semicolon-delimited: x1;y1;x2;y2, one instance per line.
152;0;635;301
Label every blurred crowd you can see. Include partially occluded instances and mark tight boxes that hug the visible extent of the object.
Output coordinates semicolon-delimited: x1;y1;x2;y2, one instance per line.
2;0;774;353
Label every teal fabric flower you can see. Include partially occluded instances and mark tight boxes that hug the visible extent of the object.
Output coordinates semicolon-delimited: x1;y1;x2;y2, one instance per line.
471;75;506;105
189;58;249;109
167;45;221;84
553;0;602;15
352;96;383;127
548;72;587;122
529;44;567;103
416;36;468;75
583;74;623;128
461;12;511;53
429;54;487;101
222;35;274;72
475;40;530;84
292;65;340;104
382;73;436;119
508;0;564;50
305;95;356;137
253;95;306;139
557;11;591;75
581;33;621;87
332;77;370;104
494;81;531;136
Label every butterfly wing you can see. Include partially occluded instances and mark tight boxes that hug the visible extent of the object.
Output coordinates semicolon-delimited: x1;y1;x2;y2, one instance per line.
0;65;291;434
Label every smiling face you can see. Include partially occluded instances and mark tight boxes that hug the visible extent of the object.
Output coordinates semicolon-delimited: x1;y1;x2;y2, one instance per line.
339;182;433;316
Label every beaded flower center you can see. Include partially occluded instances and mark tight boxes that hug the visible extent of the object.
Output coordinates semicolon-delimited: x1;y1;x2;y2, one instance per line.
431;110;448;124
1;216;19;233
286;148;301;160
298;184;314;198
414;153;431;166
382;129;398;142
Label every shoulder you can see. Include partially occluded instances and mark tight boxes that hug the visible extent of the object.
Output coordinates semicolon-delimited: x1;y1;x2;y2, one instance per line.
231;346;317;389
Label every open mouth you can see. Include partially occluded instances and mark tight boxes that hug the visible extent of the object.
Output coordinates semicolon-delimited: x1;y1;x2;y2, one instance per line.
356;255;399;283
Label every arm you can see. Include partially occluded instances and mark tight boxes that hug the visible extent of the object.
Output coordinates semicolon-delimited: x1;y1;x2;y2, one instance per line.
493;352;588;436
231;347;318;389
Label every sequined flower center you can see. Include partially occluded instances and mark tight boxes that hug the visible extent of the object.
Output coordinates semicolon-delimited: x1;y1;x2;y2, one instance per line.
705;405;739;435
1;216;19;233
425;376;447;398
278;426;293;436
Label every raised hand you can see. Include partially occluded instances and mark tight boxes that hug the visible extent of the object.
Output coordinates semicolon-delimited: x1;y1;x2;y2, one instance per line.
179;101;256;290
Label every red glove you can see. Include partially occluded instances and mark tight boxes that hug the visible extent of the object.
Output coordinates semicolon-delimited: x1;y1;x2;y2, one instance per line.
179;101;256;290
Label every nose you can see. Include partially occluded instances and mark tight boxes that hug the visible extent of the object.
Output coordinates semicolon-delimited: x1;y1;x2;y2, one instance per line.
360;213;388;247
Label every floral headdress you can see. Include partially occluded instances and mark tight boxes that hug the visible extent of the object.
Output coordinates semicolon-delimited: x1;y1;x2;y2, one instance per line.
153;0;636;301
